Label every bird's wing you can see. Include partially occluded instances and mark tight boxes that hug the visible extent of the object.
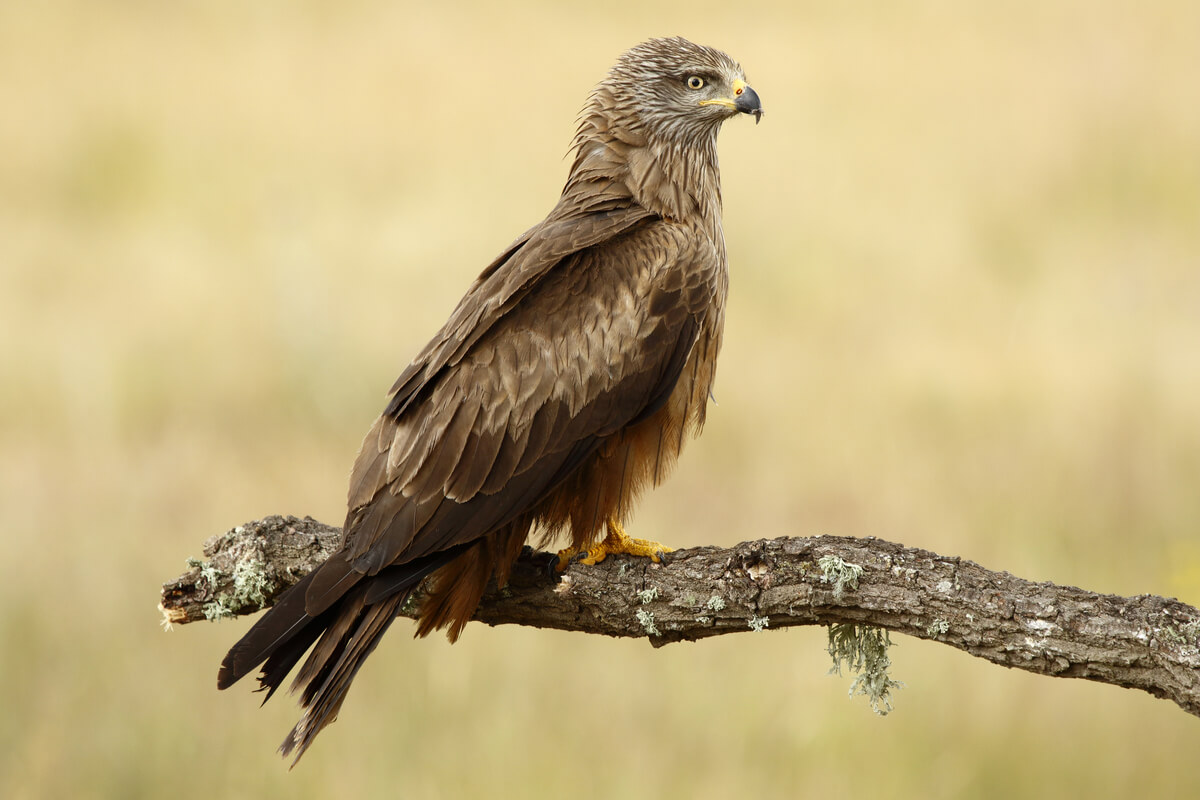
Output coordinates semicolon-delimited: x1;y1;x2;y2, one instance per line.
385;196;655;419
303;216;722;616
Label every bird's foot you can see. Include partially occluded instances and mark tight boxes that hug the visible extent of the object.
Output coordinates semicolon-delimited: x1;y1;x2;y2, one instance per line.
555;518;673;571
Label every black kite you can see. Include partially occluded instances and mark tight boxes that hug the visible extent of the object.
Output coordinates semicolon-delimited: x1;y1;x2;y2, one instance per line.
218;36;763;762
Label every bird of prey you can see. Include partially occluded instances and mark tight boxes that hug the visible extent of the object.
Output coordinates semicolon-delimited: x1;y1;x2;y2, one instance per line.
218;36;763;762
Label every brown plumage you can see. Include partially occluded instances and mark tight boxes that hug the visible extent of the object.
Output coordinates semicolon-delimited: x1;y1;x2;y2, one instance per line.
217;36;763;763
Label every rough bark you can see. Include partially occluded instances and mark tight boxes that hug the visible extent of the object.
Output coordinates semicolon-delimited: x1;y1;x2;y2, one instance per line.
160;515;1200;718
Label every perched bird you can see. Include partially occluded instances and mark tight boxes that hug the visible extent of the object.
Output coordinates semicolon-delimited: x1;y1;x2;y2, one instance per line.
218;36;763;763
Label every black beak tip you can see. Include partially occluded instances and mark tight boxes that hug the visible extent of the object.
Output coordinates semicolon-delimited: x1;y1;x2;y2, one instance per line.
735;85;764;124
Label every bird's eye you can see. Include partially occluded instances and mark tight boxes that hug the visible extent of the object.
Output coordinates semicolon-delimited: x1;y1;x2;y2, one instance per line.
686;76;704;90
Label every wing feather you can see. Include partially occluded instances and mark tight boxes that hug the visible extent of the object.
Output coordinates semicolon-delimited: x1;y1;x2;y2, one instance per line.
515;399;562;475
385;205;655;420
412;393;481;504
447;424;505;501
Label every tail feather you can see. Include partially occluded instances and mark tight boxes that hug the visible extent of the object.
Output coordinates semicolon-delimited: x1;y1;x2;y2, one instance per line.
218;547;468;763
292;586;371;702
280;590;406;764
255;603;339;703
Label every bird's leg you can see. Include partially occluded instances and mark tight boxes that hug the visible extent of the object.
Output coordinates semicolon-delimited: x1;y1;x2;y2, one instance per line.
555;517;673;571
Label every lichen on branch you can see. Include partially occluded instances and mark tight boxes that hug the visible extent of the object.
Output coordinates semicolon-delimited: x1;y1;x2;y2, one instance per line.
160;515;1200;720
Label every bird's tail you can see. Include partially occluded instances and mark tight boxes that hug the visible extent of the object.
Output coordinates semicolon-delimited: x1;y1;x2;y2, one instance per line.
217;551;460;764
276;587;407;763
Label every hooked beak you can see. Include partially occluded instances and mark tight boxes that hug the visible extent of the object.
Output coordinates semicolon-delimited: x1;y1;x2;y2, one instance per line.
732;79;763;124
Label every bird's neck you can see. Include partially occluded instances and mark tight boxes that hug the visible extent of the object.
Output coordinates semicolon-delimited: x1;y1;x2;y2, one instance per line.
565;104;724;229
630;137;724;225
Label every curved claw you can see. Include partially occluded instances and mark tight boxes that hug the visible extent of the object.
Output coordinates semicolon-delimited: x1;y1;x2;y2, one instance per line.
559;517;674;570
554;545;583;573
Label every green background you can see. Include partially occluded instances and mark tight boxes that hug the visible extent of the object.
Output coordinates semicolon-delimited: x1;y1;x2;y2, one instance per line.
3;1;1198;797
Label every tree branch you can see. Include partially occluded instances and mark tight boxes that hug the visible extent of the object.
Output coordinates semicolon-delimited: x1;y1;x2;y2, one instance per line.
160;515;1200;718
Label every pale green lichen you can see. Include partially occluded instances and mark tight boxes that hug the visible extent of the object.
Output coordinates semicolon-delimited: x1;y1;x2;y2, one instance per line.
635;608;660;636
637;587;660;605
706;595;726;612
1160;621;1200;649
1160;626;1187;645
695;615;711;625
827;623;904;715
228;557;273;609
188;557;222;592
818;555;863;601
927;618;950;637
202;599;234;621
1166;619;1200;644
748;615;770;632
199;553;276;621
188;557;234;621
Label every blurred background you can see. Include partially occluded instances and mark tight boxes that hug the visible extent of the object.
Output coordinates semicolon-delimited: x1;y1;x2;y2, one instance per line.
3;1;1199;797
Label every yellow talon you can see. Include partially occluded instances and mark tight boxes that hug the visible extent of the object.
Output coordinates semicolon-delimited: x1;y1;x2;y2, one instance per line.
556;517;673;571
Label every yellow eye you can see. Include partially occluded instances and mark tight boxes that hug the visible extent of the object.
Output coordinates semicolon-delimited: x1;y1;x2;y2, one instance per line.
686;76;704;90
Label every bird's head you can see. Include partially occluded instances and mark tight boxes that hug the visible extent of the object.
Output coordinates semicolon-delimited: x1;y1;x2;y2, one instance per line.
600;37;763;145
567;37;761;218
